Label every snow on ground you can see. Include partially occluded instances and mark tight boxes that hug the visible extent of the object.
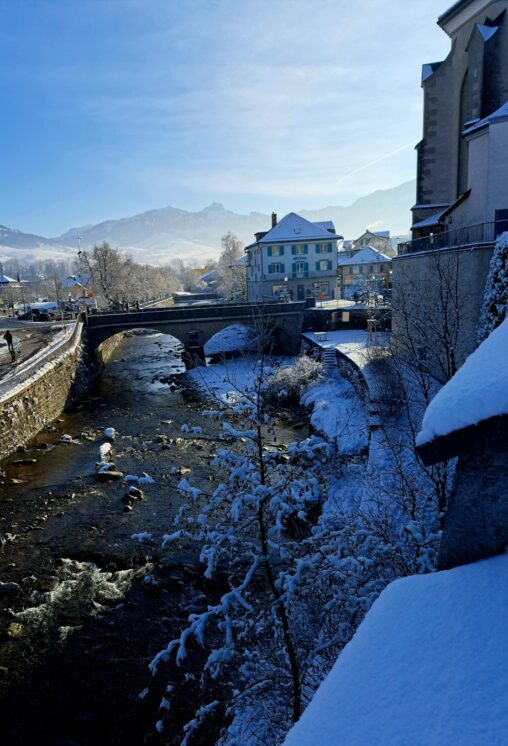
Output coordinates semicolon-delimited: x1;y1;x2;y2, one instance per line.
204;324;259;356
285;552;508;746
301;379;368;456
185;357;293;405
302;330;388;388
417;317;508;446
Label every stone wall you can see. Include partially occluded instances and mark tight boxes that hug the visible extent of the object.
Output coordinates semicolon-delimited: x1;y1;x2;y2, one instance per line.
0;329;87;460
95;332;124;366
392;244;494;382
0;326;125;462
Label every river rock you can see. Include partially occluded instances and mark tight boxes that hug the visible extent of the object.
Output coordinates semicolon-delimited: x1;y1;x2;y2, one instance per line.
128;486;144;499
97;470;124;482
0;582;20;594
6;622;26;639
11;458;37;465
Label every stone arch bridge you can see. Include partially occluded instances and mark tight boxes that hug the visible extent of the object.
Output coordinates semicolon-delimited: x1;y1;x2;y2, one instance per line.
86;301;305;362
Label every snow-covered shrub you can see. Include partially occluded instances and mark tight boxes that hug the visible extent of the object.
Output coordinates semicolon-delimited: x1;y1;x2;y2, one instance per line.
264;356;323;404
478;231;508;343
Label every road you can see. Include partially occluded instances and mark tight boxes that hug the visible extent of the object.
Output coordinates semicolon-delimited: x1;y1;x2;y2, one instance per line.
0;319;71;380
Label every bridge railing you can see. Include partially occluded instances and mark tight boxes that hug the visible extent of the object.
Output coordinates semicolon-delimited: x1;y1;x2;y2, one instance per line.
0;320;83;402
87;300;306;327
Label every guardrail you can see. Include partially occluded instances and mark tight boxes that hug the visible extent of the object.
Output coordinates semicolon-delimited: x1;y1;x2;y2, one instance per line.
0;320;83;401
398;221;508;255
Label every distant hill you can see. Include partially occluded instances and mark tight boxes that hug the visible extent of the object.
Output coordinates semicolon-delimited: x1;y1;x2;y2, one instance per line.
0;180;415;265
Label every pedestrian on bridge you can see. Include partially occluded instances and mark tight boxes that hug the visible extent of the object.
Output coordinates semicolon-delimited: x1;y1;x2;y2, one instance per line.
3;330;15;361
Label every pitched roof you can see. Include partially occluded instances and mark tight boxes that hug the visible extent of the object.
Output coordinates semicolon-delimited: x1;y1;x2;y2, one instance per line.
0;274;18;285
416;316;508;465
463;101;508;136
337;246;391;267
253;213;342;244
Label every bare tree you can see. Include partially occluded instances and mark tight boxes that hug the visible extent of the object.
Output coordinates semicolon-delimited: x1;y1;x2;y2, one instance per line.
216;232;244;300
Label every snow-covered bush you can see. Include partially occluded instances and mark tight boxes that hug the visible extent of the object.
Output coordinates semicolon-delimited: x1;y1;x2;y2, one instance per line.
478;231;508;343
264;356;323;404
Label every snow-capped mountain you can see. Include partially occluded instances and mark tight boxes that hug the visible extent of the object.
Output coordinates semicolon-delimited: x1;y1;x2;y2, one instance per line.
1;180;414;265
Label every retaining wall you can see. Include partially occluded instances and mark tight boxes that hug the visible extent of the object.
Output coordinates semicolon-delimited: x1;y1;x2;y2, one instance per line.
0;326;124;461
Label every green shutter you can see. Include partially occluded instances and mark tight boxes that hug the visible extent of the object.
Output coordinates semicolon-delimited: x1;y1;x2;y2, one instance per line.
267;246;272;256
291;245;296;255
280;245;284;255
327;243;332;252
328;260;332;270
304;244;308;254
316;261;320;271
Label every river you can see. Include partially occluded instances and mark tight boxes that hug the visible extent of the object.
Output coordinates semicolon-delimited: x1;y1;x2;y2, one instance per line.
0;331;306;745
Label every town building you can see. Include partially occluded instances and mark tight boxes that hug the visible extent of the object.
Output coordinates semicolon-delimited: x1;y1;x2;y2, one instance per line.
337;246;392;300
351;229;393;255
409;0;508;244
393;0;508;380
245;213;342;302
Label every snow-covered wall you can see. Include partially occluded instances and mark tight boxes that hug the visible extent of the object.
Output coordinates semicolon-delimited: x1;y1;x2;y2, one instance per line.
284;552;508;746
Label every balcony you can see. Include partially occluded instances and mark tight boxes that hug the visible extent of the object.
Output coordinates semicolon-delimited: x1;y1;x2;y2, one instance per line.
291;271;309;279
398;220;508;255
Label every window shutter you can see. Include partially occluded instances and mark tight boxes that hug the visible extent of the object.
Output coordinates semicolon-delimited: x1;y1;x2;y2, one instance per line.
267;246;272;256
304;262;308;273
280;245;284;255
316;261;320;271
327;243;332;252
328;260;332;270
304;244;308;254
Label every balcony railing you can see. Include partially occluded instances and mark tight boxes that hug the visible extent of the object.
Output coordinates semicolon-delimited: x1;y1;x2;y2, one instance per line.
398;220;508;255
291;271;309;279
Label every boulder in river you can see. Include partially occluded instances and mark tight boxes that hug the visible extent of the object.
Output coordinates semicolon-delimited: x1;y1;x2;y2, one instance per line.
97;470;124;482
0;582;20;594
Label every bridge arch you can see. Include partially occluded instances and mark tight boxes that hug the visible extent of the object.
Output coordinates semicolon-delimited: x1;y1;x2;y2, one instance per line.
86;302;305;363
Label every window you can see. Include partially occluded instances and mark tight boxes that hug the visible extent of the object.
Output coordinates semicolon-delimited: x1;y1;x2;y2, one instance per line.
292;261;308;278
292;244;308;255
268;262;284;274
267;245;284;257
316;243;333;253
316;259;332;271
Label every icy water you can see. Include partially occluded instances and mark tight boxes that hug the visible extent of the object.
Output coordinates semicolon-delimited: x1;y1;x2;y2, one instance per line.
0;332;306;746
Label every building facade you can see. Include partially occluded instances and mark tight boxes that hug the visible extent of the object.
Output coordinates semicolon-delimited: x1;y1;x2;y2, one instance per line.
393;0;508;381
412;0;508;237
337;247;392;300
245;213;342;302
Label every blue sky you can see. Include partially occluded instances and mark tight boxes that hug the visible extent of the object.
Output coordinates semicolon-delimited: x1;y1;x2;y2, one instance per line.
0;0;448;235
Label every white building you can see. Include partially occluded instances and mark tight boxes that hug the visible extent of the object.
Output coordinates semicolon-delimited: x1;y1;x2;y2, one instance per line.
245;213;342;302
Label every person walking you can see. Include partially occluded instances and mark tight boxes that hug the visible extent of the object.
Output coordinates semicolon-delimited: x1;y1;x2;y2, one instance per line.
3;330;16;361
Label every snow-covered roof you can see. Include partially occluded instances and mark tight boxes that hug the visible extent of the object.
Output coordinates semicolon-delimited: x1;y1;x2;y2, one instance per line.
284;551;508;746
313;221;336;233
463;101;508;136
416;317;508;462
0;274;18;285
412;209;447;229
248;213;342;247
232;254;248;266
337;247;391;267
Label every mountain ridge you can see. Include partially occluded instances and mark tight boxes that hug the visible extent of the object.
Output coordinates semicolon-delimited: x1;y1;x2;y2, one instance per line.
1;180;414;264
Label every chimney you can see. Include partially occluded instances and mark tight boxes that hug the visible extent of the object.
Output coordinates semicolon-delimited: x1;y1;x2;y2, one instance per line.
271;212;277;228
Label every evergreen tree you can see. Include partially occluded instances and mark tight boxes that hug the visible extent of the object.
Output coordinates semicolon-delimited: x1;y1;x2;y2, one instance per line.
478;232;508;342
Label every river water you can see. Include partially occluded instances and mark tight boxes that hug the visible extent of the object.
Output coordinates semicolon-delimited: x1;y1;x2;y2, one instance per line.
0;331;306;745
